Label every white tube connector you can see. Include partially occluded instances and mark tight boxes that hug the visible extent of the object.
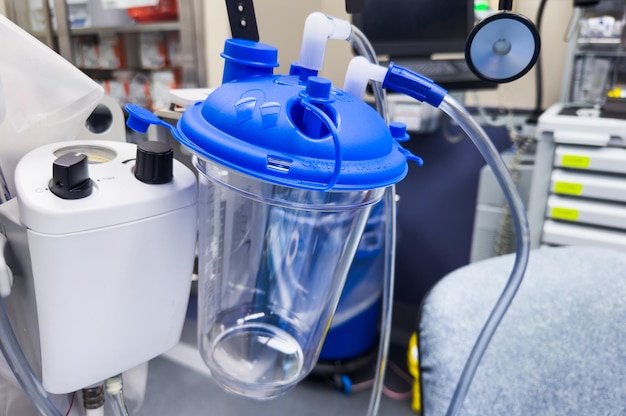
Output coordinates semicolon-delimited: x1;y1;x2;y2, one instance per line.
298;12;352;71
343;56;387;99
85;407;105;416
105;374;123;395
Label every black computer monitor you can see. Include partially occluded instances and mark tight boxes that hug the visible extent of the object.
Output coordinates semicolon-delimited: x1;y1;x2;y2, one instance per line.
351;0;474;59
351;0;495;90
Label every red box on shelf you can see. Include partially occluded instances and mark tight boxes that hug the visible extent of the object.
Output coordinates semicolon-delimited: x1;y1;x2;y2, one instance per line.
128;0;178;23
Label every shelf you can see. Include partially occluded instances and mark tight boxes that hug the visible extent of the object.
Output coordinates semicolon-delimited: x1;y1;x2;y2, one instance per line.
554;145;626;173
574;50;626;57
542;220;626;250
79;66;181;72
528;3;626;250
3;0;205;98
550;169;626;203
547;195;626;231
70;21;180;36
577;37;622;46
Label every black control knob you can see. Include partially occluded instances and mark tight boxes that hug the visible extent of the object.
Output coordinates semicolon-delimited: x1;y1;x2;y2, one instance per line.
134;141;174;184
49;152;93;200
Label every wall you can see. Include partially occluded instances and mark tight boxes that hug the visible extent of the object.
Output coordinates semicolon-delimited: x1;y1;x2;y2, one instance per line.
203;0;353;89
0;1;575;111
203;1;229;88
208;0;576;112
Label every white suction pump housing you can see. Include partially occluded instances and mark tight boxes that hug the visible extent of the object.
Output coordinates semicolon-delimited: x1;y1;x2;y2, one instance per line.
4;139;197;394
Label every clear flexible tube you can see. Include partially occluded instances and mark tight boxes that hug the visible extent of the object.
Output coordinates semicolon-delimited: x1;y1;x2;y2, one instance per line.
0;172;62;416
342;47;530;415
106;374;130;416
0;297;63;416
366;185;396;416
347;22;394;416
110;392;130;416
439;95;530;416
0;165;10;203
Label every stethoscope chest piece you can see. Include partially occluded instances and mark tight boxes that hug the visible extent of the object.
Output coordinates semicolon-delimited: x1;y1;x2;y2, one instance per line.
465;12;541;83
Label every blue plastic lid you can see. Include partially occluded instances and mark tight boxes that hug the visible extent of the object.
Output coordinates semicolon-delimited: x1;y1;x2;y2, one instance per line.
129;40;415;191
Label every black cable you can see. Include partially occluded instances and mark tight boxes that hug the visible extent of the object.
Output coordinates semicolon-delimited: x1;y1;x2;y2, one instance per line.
499;0;513;11
529;0;549;123
345;0;365;13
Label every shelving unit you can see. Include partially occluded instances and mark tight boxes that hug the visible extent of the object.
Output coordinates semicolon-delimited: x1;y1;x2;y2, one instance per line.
527;0;626;252
564;0;626;110
4;0;206;111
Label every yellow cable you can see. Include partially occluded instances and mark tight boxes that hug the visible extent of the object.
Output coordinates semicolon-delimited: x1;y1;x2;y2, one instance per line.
407;332;421;413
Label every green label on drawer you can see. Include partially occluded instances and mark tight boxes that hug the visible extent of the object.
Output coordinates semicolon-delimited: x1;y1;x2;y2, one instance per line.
551;207;579;221
561;155;591;169
554;181;584;195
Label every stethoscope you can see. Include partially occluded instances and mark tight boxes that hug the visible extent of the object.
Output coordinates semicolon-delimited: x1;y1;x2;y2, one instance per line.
465;0;541;83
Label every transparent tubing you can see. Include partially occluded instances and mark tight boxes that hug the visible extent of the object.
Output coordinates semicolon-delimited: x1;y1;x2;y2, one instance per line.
439;95;530;416
0;165;10;203
344;52;531;414
110;393;129;416
0;297;63;416
367;186;396;416
106;374;130;416
348;23;393;416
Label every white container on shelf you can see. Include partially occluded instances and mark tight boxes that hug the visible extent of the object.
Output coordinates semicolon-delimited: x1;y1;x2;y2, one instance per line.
89;0;135;27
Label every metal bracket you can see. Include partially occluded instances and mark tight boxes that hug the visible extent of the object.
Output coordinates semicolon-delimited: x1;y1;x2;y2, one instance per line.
225;0;259;41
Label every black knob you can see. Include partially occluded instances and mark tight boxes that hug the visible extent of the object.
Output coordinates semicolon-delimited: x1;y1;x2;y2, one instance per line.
134;141;174;184
49;152;93;200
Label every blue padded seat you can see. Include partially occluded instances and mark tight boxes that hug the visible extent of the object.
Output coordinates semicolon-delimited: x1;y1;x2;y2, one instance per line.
418;246;626;416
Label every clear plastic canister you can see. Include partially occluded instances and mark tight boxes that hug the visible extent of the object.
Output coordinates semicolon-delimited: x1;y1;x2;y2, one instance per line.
194;157;385;399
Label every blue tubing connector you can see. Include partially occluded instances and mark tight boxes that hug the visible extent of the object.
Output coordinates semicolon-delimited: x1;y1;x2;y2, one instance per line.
383;62;447;107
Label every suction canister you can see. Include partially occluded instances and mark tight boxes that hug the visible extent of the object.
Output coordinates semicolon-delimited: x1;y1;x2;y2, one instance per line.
318;200;386;363
126;38;416;400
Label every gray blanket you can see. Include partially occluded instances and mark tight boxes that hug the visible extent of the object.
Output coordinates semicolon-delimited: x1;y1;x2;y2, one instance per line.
418;246;626;416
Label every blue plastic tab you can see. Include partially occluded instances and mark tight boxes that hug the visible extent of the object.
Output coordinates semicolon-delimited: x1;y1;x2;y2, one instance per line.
398;146;424;166
125;104;172;133
389;121;410;142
